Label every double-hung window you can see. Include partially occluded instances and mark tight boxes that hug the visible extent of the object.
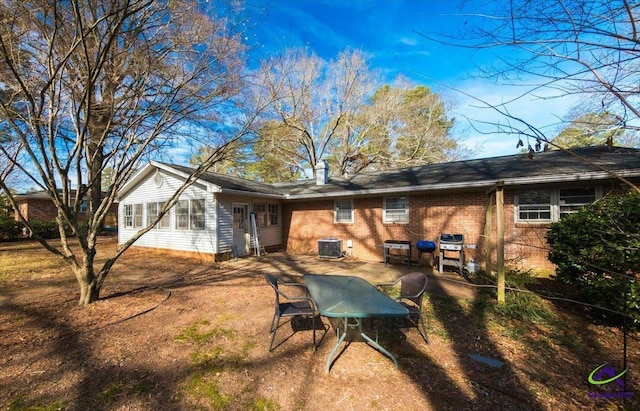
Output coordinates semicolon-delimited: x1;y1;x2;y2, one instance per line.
517;190;552;222
253;203;268;228
559;188;597;219
175;199;206;230
124;204;133;228
175;200;190;230
133;204;143;228
268;204;279;226
124;203;143;228
334;199;354;223
147;202;171;229
383;197;408;224
516;187;599;223
190;199;205;230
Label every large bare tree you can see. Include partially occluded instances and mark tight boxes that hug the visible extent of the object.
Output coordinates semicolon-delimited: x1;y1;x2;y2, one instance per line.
0;0;261;304
254;47;459;179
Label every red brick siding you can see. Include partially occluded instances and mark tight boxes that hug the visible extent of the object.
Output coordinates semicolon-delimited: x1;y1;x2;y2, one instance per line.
15;199;118;224
19;199;59;221
282;189;557;274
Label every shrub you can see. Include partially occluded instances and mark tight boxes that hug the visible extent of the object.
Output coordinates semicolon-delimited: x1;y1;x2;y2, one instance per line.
547;190;640;327
0;219;23;241
30;220;62;239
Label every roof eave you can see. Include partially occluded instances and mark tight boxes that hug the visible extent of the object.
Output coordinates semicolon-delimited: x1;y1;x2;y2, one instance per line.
219;188;284;199
282;170;640;200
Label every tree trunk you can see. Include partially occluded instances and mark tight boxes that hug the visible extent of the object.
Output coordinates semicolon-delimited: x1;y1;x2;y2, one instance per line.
79;278;100;305
74;257;100;305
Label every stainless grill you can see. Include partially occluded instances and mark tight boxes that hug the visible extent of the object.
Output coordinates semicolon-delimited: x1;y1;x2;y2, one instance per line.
438;234;465;275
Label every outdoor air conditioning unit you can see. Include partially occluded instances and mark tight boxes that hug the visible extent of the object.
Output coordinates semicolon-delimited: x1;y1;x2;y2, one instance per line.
318;238;342;259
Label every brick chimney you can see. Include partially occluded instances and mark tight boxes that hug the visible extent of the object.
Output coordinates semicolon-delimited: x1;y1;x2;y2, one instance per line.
315;160;328;185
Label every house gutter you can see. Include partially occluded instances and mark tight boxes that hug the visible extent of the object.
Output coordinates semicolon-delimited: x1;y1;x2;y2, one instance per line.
281;169;640;200
219;188;284;199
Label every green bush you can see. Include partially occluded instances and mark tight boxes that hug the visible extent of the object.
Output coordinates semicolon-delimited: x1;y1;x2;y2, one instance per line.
30;220;62;239
0;219;23;241
547;190;640;327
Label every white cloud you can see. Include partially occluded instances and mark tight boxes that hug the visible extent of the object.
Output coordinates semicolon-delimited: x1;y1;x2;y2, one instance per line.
399;37;418;46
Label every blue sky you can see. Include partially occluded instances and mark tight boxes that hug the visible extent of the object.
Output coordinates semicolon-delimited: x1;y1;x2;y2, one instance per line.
241;0;577;159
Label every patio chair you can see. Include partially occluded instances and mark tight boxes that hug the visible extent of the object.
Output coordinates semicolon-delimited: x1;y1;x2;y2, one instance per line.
378;271;429;342
265;273;318;352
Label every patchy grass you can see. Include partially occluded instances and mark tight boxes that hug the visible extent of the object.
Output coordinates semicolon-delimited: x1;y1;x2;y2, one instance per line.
1;240;638;410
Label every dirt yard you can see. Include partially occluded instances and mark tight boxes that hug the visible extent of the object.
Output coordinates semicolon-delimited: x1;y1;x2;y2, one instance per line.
0;239;638;410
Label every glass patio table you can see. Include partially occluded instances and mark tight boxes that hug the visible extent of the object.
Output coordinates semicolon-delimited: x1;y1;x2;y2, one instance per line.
304;274;409;373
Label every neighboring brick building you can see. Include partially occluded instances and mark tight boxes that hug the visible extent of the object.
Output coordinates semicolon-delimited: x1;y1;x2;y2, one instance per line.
117;146;640;275
13;190;118;230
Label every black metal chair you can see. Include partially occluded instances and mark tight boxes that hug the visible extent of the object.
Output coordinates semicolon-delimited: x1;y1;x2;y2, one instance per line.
378;271;429;342
265;273;317;352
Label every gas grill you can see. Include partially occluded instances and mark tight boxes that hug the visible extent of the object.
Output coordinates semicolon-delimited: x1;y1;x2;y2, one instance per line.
438;234;465;275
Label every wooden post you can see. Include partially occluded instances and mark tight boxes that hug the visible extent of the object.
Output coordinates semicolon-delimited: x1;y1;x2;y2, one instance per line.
496;181;505;304
484;192;494;275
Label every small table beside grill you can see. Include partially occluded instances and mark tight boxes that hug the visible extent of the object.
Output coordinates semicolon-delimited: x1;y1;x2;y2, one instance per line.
383;240;412;267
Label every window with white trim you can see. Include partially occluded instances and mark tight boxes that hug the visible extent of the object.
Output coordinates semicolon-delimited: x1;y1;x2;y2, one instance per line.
147;202;171;229
175;200;189;230
383;197;408;223
158;202;171;229
190;199;205;230
516;187;600;222
124;203;143;228
334;199;354;223
252;203;268;228
559;187;598;219
517;190;552;222
268;203;279;226
133;204;143;228
124;204;133;228
175;199;205;230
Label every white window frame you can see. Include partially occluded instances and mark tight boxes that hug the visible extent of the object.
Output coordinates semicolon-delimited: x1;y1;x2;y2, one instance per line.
516;187;601;223
133;204;143;228
157;202;171;229
516;189;553;223
268;203;279;226
124;204;133;228
558;187;601;219
147;202;171;229
383;197;409;224
175;199;206;231
175;200;190;230
252;203;268;228
190;199;205;230
334;199;354;223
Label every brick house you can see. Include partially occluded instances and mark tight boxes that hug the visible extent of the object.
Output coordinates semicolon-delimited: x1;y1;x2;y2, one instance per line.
13;190;118;230
118;146;640;274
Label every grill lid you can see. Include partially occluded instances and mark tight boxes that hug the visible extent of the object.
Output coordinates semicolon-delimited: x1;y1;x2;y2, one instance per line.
439;234;464;244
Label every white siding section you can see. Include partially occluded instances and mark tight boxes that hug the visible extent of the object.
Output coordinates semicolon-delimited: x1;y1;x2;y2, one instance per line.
216;195;233;252
118;170;217;254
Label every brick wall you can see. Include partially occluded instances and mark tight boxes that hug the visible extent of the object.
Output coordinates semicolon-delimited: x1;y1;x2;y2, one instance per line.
22;199;59;221
282;189;557;274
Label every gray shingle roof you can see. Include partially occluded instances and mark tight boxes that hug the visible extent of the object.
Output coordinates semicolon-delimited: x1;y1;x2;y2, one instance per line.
274;146;640;197
161;146;640;199
162;163;284;196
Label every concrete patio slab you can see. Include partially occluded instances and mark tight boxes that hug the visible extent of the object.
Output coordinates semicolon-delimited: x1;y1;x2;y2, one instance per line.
219;252;477;300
